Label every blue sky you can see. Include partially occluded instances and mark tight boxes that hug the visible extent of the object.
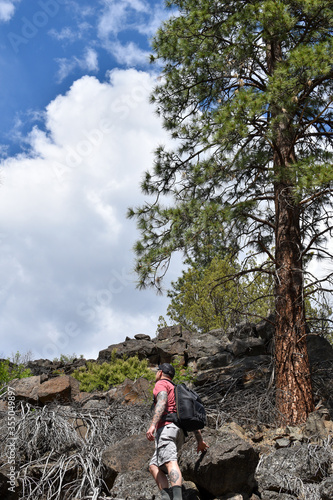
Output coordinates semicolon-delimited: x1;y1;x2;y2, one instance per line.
0;0;166;157
0;0;181;361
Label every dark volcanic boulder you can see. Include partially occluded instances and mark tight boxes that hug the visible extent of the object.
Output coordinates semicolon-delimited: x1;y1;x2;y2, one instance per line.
307;334;333;413
155;337;188;363
109;472;201;500
10;376;41;404
226;337;268;357
179;429;259;497
12;374;80;405
157;324;184;340
27;357;86;377
306;334;333;364
98;338;158;363
186;332;225;360
109;470;158;499
37;375;80;404
102;433;154;489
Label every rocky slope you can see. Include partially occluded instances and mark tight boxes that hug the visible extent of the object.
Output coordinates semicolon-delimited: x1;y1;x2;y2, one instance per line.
0;318;332;499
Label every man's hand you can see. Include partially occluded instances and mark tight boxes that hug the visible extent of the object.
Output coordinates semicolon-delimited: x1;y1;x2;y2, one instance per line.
194;430;209;453
146;424;156;441
197;440;209;453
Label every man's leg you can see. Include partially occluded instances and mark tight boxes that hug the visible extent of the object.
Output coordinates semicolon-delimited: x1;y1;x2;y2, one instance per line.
164;460;182;487
149;464;171;499
164;460;183;500
150;426;184;499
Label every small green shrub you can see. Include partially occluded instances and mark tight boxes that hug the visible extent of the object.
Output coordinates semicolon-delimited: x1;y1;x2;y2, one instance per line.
156;315;168;331
52;369;66;376
0;352;32;388
72;350;155;392
172;356;194;385
53;353;83;364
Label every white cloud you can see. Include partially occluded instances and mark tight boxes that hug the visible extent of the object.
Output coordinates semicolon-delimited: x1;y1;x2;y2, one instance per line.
96;0;170;67
0;69;180;360
55;58;76;83
55;48;99;82
108;40;150;66
98;2;128;38
98;0;148;38
48;22;92;43
47;1;170;72
84;47;99;71
49;26;77;42
0;0;18;22
136;3;174;37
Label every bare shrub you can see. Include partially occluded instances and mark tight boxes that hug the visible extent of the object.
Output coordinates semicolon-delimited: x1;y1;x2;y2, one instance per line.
195;364;277;428
0;399;152;499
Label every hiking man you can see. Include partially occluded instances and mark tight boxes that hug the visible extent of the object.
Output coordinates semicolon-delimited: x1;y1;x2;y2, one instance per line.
146;363;209;500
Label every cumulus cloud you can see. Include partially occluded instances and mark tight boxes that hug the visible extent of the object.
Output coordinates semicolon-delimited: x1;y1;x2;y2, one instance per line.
0;69;179;361
0;0;19;22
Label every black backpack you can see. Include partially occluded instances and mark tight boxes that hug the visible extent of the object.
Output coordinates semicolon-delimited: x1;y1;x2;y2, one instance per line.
164;381;207;433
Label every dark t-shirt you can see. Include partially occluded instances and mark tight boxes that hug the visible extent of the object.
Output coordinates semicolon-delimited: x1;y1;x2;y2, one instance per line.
153;378;177;429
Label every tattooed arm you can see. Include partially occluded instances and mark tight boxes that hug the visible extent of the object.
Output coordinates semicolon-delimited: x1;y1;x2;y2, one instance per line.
146;391;168;441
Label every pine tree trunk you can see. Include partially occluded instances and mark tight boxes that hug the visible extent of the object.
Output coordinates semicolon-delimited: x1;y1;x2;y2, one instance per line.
274;180;315;425
266;37;315;425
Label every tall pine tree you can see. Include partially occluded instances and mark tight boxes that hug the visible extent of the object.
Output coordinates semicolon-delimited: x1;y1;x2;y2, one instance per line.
128;0;333;424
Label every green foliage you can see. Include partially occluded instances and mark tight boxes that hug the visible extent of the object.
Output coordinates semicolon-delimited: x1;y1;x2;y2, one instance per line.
128;0;333;302
172;356;194;385
52;369;66;376
167;255;274;332
156;315;168;332
0;351;32;387
128;2;333;424
72;350;155;392
53;353;83;364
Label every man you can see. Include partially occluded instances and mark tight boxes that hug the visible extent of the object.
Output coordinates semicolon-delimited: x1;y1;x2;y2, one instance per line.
146;363;209;500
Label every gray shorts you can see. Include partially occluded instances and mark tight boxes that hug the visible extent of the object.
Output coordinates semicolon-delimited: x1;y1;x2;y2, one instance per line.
149;423;185;469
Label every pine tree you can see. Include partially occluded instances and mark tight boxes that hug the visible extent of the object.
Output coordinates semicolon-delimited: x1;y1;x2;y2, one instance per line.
167;255;274;333
128;0;333;424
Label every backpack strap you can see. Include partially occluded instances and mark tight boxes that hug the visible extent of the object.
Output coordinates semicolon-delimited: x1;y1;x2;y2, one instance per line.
161;379;177;421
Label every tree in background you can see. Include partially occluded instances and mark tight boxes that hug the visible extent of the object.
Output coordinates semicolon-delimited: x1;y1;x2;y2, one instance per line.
167;255;274;332
128;1;333;424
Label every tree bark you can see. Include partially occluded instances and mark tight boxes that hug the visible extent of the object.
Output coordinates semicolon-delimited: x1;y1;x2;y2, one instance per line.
266;37;315;425
274;179;315;424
